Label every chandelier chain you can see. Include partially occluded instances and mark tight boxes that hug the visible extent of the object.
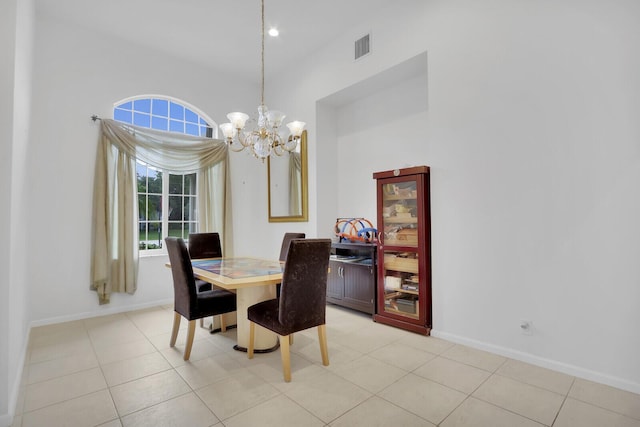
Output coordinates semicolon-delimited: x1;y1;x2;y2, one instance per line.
261;0;265;106
219;0;305;160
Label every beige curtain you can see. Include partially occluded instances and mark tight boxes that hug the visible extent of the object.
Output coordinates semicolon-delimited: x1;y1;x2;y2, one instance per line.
91;119;230;304
289;152;301;216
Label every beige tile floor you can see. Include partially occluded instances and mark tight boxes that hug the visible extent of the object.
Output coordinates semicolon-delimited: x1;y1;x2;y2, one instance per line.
12;304;640;427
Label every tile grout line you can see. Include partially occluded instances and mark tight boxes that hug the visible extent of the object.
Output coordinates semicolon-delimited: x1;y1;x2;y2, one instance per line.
435;357;506;426
84;314;123;426
549;376;577;427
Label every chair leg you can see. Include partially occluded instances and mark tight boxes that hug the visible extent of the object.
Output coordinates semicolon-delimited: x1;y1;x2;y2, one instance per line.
184;320;196;361
220;314;227;332
289;334;294;345
279;334;292;382
200;318;204;328
318;324;329;366
247;321;255;359
170;312;181;347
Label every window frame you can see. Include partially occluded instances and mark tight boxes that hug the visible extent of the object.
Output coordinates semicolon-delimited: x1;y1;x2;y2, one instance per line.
113;94;218;256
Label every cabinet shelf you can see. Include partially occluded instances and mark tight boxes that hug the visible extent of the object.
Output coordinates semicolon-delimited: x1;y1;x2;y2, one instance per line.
384;195;417;201
384;289;419;297
384;257;418;274
384;217;418;224
383;307;420;320
383;240;418;248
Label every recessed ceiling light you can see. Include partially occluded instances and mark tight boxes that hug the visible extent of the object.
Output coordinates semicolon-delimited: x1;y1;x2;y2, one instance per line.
268;28;279;37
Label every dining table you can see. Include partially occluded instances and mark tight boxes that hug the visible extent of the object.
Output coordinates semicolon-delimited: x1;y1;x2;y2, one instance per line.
179;257;283;352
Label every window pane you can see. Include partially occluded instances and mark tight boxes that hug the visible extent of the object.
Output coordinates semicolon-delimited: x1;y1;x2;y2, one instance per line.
151;116;168;131
169;174;183;195
117;101;133;110
186;196;197;221
184;197;192;221
138;195;147;221
184;173;196;195
133;99;151;113
185;109;198;123
139;223;148;250
167;223;182;238
185;123;199;136
148;195;162;220
114;108;132;123
169;120;184;133
169;195;183;220
134;112;151;127
147;168;162;194
136;163;147;192
170;102;184;120
188;222;198;235
152;99;168;117
146;222;162;249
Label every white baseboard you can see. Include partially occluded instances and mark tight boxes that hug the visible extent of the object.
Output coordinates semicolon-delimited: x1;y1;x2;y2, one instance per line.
29;298;173;328
431;329;640;395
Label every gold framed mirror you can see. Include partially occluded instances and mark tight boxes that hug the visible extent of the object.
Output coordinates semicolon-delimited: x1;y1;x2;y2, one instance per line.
267;130;308;222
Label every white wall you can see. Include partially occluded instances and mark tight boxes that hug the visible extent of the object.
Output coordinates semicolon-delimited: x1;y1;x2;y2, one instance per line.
1;0;34;423
0;0;17;420
26;13;258;324
269;0;640;392
334;73;429;221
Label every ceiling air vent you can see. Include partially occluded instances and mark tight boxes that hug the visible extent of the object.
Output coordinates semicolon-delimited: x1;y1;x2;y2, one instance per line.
355;33;370;60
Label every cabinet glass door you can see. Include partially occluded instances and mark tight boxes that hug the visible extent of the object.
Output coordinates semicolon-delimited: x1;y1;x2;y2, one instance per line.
381;250;419;318
380;178;420;320
381;181;418;247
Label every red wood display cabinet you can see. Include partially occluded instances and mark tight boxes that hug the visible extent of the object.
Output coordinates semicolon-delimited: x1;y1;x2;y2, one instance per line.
373;166;431;334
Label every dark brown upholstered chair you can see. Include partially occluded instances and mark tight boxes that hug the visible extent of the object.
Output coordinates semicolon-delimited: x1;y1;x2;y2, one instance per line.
188;232;223;260
165;237;237;360
247;238;331;382
279;232;306;262
276;232;305;298
188;232;223;328
188;232;222;293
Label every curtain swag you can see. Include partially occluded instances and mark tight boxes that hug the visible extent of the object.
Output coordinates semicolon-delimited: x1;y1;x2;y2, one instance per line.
90;119;231;304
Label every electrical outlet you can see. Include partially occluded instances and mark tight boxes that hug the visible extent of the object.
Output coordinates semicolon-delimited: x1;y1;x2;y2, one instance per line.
520;320;533;335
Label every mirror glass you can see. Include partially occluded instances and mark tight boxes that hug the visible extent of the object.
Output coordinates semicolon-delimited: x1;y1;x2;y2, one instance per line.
268;130;308;222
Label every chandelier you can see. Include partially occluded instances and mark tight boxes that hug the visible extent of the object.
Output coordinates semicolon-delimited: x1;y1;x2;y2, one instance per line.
219;0;305;160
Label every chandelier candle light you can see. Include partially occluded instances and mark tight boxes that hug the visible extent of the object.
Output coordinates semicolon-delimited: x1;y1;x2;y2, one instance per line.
219;0;305;160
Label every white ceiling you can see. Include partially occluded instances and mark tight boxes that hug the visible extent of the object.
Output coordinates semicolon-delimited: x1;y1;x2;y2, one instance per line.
36;0;390;84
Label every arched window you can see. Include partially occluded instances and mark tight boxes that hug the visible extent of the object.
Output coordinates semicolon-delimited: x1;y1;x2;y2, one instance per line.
113;95;218;252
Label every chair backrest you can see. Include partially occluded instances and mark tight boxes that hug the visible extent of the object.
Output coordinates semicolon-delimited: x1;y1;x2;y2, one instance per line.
188;232;222;259
165;237;197;318
279;239;332;330
279;232;306;262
